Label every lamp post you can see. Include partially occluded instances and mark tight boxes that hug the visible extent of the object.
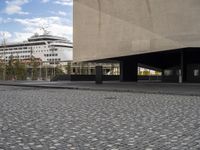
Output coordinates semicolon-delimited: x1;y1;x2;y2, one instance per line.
2;33;6;80
39;60;42;80
53;47;56;77
30;46;33;80
50;46;56;77
45;61;48;81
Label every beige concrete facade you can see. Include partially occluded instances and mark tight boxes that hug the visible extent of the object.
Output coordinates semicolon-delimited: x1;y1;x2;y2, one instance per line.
74;0;200;62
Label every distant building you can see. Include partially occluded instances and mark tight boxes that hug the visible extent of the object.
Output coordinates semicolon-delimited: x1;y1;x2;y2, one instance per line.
74;0;200;83
0;33;119;79
0;33;73;65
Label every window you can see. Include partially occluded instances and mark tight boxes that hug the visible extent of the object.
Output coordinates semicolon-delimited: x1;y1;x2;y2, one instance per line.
164;70;173;76
194;69;199;77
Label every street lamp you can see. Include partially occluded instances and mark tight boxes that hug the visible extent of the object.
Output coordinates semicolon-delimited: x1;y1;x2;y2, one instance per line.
50;46;56;77
1;32;7;80
39;60;42;80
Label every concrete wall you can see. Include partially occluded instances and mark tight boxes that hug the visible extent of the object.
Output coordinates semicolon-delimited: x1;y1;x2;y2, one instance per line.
74;0;200;61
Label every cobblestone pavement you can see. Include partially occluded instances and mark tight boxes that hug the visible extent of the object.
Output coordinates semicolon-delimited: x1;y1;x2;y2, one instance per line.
1;81;200;96
0;86;200;150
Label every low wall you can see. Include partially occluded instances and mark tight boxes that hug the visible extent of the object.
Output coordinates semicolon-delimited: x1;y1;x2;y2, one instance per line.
51;75;120;81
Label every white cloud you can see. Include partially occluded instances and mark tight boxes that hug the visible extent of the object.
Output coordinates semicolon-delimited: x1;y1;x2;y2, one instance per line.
0;31;12;42
0;18;3;24
58;11;67;16
13;16;73;42
41;0;50;3
0;18;12;24
50;11;67;16
4;0;29;15
54;0;73;6
12;32;33;43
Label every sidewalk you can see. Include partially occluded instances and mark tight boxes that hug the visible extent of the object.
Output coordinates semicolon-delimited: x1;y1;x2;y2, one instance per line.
0;80;200;96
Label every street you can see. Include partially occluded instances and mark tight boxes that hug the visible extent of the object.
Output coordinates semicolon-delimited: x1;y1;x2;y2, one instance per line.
0;86;200;150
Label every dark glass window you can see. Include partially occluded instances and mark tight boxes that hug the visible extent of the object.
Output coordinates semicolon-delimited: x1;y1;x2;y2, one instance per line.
194;69;199;77
164;70;173;76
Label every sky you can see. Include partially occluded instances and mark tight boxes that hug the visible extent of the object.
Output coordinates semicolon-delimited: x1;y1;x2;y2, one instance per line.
0;0;73;43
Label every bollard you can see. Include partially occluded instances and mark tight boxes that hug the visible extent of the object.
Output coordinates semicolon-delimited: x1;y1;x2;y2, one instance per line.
95;66;103;84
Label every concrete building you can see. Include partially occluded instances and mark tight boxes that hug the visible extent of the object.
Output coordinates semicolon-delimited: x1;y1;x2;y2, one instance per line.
74;0;200;83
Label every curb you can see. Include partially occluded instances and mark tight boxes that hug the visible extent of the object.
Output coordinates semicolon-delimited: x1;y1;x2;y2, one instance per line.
0;83;199;97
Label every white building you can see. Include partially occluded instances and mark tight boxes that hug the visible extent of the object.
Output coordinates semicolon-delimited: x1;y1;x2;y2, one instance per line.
0;33;73;64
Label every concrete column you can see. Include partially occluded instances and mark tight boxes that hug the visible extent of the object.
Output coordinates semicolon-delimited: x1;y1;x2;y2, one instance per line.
161;69;165;81
180;50;187;83
120;60;138;82
95;66;103;84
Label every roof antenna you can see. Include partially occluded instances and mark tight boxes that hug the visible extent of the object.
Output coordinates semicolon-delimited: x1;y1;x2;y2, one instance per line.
40;25;50;35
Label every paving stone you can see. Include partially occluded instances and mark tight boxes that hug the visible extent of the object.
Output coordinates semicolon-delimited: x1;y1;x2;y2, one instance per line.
0;86;200;149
